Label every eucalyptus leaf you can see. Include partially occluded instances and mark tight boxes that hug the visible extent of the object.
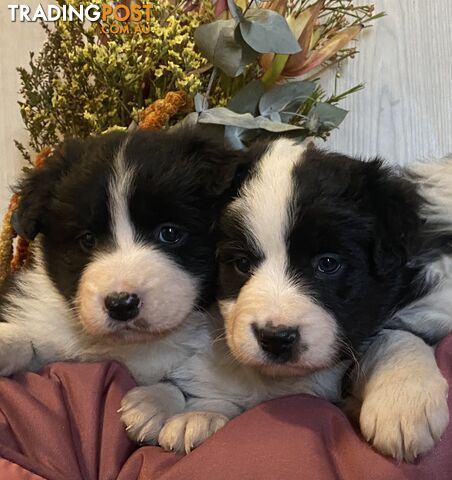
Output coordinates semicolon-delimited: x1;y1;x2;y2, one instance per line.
194;93;208;112
309;102;348;130
234;28;260;66
173;111;199;129
255;116;303;132
199;107;260;129
198;107;304;133
195;20;245;77
227;79;266;115
224;125;247;150
269;112;282;122
259;81;316;116
227;0;244;20
239;10;301;54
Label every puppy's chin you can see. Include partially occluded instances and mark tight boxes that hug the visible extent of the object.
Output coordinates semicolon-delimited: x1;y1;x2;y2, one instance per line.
77;311;188;343
257;363;317;377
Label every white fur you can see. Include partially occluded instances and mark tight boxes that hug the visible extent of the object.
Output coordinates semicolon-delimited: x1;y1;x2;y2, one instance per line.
123;151;452;460
222;139;338;374
77;243;198;339
229;138;301;256
347;329;449;461
389;156;452;340
0;139;205;386
121;312;346;450
110;139;135;248
1;257;208;385
346;157;452;461
159;411;229;453
120;383;186;444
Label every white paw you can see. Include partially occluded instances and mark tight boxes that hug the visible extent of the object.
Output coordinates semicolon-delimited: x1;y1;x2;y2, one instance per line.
158;411;229;453
0;341;33;376
360;374;449;461
120;384;185;444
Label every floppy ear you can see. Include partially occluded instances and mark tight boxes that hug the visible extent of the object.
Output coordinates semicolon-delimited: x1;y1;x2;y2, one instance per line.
175;128;256;198
367;160;424;276
14;138;84;240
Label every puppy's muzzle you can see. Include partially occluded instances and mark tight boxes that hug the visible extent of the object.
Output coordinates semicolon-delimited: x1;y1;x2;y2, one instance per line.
252;323;300;362
104;291;141;321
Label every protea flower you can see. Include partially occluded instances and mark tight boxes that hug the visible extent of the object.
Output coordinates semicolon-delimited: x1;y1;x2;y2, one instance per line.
260;0;364;85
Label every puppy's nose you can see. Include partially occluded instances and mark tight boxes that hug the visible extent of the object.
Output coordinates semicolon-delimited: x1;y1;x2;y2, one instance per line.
104;292;140;321
252;323;300;361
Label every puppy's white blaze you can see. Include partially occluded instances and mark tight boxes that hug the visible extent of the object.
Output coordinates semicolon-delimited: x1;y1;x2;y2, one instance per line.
77;139;199;338
110;139;136;248
232;138;305;257
224;256;338;371
223;139;339;372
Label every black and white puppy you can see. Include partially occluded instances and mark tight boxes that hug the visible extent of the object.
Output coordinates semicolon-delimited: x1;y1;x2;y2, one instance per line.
0;128;245;390
123;138;451;461
216;139;452;461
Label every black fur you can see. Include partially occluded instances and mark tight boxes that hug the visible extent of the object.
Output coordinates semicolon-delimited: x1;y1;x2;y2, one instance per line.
13;128;249;306
217;146;448;358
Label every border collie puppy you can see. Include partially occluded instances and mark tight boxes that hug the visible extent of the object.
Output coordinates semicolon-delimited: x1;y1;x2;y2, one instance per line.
215;139;451;461
0;128;245;402
122;139;451;461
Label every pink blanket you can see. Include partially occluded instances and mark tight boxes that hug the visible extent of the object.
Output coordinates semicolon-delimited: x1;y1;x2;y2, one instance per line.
0;335;451;480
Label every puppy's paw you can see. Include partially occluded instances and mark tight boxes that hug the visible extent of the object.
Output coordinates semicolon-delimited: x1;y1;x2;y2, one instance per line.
0;341;33;376
158;411;229;453
359;374;449;461
120;384;185;444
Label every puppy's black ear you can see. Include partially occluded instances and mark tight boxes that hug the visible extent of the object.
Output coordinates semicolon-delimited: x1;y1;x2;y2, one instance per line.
367;160;424;276
177;129;256;198
200;147;252;198
14;139;84;240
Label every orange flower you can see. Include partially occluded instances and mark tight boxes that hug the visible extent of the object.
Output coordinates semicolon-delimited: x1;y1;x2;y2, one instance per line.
259;0;363;84
139;91;192;130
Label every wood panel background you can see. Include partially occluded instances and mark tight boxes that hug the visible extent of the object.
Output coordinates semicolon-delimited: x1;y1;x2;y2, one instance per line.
0;0;451;219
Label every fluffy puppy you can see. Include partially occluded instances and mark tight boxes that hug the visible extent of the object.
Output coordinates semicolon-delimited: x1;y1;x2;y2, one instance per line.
0;128;246;415
216;139;452;461
123;139;451;461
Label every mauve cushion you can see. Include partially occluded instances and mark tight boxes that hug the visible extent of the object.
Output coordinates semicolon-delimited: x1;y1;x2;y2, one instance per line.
0;335;451;480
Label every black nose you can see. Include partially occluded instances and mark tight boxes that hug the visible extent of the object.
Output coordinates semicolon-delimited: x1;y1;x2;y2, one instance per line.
104;292;141;321
252;323;300;362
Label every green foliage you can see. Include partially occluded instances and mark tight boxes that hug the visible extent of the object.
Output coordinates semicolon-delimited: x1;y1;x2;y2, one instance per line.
16;0;382;155
17;0;213;155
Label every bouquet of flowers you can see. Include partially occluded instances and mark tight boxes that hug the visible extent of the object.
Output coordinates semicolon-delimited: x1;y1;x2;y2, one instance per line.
2;0;382;282
16;0;382;158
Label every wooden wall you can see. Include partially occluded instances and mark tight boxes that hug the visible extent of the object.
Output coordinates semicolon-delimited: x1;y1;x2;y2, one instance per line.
0;1;47;218
1;0;451;218
323;0;452;165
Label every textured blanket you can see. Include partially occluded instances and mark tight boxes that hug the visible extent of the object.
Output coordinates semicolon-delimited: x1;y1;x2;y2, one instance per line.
0;336;451;480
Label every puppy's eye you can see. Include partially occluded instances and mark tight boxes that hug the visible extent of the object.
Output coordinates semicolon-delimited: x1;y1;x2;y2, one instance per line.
235;256;252;275
78;232;96;253
158;225;184;245
313;254;342;275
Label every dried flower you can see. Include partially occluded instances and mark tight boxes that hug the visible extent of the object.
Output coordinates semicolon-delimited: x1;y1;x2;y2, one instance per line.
16;0;213;157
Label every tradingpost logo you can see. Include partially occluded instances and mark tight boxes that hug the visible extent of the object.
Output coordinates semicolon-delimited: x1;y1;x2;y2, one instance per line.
7;2;153;34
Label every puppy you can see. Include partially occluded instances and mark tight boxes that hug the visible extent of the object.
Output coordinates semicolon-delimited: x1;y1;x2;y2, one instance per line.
0;128;246;414
216;139;451;461
123;139;451;461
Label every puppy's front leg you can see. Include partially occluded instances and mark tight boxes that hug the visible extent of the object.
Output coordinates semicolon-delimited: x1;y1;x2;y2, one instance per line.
0;323;34;375
158;398;242;453
120;382;186;444
345;329;449;461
